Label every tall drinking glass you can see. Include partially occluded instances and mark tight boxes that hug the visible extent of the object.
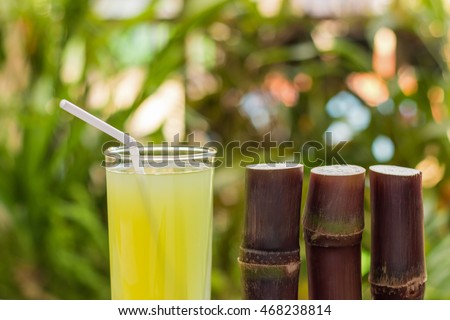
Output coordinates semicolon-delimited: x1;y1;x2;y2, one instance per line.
104;146;216;299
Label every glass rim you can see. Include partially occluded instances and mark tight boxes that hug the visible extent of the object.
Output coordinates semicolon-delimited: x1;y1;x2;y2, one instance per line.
105;145;217;161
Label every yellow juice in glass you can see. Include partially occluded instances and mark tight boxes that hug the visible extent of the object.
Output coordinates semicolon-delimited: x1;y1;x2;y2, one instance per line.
105;148;214;300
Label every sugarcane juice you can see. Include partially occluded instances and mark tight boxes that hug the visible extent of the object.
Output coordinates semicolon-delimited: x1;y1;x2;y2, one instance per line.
105;165;213;299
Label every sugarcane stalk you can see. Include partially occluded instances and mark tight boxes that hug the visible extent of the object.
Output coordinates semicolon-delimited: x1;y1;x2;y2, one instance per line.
303;165;365;300
239;163;303;300
369;165;426;299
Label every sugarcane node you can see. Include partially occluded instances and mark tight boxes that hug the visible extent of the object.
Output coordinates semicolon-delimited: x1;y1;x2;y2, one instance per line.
239;259;300;300
369;275;426;300
238;260;301;278
303;227;363;247
239;247;300;265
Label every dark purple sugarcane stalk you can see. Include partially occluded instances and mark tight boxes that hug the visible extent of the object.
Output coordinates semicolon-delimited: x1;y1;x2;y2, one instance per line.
239;163;303;300
303;165;365;300
369;165;426;299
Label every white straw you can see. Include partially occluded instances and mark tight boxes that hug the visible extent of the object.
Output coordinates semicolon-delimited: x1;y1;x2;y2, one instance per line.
60;99;144;173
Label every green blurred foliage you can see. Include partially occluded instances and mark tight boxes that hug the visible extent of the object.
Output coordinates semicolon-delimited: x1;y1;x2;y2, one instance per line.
0;0;449;299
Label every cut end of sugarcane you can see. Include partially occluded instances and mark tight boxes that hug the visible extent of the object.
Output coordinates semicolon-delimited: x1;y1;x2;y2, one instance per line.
311;164;365;176
247;163;303;170
370;165;420;177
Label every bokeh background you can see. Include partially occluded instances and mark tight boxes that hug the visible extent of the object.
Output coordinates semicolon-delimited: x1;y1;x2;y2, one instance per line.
0;0;450;299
